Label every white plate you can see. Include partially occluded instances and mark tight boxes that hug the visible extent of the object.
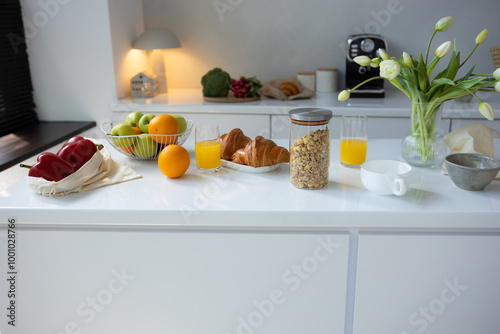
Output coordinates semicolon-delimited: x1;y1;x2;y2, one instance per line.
220;160;283;173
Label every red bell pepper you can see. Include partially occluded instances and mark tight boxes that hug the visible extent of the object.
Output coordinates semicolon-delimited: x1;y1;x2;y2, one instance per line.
20;152;75;181
57;136;100;170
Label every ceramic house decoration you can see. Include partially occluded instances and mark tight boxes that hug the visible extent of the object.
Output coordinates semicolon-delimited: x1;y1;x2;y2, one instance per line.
131;71;159;98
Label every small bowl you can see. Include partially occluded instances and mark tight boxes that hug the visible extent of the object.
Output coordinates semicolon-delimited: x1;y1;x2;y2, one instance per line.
444;153;500;191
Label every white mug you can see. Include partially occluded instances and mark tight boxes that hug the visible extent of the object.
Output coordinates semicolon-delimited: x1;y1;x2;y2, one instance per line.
360;160;413;196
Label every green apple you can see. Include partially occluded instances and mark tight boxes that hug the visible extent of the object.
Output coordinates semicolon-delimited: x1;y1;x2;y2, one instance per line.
134;135;157;159
110;123;137;148
125;111;143;128
172;114;187;133
138;113;155;134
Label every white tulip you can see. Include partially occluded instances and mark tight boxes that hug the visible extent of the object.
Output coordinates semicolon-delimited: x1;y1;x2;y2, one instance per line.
379;60;401;80
377;48;390;61
479;102;494;121
435;41;452;59
493;68;500;80
402;52;413;67
353;56;372;67
475;29;488;45
435;16;454;32
338;90;350;101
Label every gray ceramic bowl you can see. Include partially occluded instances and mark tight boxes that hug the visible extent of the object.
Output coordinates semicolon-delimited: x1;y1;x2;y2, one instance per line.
444;153;500;191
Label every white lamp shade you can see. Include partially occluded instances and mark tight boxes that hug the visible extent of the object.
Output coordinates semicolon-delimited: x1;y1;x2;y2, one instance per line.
132;28;181;50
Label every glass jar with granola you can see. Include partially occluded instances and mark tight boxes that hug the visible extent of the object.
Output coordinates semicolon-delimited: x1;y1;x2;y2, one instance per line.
289;108;333;189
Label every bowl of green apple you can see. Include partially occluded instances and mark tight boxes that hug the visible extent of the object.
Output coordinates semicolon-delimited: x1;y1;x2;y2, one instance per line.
101;112;193;160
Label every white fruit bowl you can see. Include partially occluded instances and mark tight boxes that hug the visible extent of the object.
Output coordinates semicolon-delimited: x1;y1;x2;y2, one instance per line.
101;120;193;160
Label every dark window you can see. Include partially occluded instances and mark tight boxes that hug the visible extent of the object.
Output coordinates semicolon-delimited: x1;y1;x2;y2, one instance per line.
0;0;38;137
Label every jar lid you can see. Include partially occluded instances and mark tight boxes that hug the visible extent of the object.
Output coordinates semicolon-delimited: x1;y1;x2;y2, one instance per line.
289;108;333;123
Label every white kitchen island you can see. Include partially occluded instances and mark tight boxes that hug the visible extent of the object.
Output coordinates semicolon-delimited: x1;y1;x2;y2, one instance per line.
1;136;499;334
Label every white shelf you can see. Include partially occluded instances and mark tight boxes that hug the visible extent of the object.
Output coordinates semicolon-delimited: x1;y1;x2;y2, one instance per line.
111;88;500;119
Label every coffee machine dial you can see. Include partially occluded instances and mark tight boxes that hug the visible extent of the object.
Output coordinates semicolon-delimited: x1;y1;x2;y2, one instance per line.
360;38;375;53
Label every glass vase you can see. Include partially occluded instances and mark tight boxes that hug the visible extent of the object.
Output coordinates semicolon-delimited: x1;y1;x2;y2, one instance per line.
400;102;448;168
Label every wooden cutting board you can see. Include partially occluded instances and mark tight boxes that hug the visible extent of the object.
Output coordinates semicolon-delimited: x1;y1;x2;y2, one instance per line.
203;95;260;103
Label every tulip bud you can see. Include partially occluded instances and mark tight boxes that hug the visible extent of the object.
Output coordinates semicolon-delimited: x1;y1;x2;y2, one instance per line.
479;102;494;121
353;55;372;67
370;61;380;68
338;90;350;101
377;48;390;61
495;81;500;93
435;41;452;59
475;29;488;45
493;68;500;80
402;52;413;67
435;16;454;32
379;60;401;80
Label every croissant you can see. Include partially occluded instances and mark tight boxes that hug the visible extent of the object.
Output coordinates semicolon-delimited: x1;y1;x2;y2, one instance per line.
220;128;251;160
231;136;290;167
278;81;300;96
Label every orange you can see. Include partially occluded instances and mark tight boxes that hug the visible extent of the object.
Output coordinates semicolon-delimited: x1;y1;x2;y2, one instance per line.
158;145;190;178
132;126;142;135
121;146;135;155
148;114;179;145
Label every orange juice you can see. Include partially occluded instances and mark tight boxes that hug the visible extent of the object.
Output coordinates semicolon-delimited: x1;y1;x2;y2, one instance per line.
195;140;221;169
340;138;367;166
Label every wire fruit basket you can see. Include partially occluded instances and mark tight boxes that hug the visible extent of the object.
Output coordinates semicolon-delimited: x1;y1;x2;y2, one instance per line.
101;120;193;160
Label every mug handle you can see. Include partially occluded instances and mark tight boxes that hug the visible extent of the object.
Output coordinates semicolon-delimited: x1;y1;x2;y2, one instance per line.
392;178;407;196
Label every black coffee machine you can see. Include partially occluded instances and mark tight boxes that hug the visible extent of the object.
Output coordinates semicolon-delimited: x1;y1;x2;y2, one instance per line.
345;34;387;98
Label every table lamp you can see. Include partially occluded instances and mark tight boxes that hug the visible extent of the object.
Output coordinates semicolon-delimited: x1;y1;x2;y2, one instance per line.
132;28;181;94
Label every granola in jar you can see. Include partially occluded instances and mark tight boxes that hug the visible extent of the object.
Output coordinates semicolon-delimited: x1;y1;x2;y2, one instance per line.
290;128;330;189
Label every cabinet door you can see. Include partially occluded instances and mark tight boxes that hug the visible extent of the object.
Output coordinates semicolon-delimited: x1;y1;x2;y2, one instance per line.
353;233;500;334
0;229;349;334
271;116;451;139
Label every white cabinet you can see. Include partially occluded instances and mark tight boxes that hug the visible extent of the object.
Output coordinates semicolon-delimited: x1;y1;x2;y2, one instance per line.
353;233;500;334
0;229;349;334
271;115;451;139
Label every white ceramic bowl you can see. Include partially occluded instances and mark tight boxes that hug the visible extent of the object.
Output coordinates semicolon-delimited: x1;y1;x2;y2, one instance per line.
361;160;413;196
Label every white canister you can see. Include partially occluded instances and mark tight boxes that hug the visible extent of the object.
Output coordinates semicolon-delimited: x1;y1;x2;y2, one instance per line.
297;72;316;91
316;68;338;92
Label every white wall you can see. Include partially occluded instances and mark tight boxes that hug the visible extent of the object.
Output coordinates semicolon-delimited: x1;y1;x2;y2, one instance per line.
18;0;500;123
142;0;500;90
108;0;148;100
21;0;117;122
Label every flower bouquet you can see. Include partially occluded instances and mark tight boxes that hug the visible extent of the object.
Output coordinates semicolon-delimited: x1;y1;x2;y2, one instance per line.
338;16;500;166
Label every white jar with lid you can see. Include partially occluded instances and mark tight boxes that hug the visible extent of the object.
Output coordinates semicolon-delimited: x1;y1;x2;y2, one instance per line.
289;108;333;189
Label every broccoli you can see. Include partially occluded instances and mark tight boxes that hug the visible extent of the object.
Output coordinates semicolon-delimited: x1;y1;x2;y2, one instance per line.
201;68;231;97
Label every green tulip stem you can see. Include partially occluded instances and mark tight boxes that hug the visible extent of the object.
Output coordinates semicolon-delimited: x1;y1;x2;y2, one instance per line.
347;76;385;92
425;29;438;65
459;44;478;69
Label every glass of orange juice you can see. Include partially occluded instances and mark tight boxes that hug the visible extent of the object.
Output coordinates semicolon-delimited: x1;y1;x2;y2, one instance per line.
340;115;368;168
195;124;221;173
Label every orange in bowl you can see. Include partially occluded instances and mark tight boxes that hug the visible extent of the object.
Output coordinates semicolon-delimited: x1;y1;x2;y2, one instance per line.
158;145;190;178
148;114;179;145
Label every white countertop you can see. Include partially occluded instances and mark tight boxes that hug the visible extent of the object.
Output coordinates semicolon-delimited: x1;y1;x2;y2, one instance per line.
1;136;499;232
111;88;500;119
